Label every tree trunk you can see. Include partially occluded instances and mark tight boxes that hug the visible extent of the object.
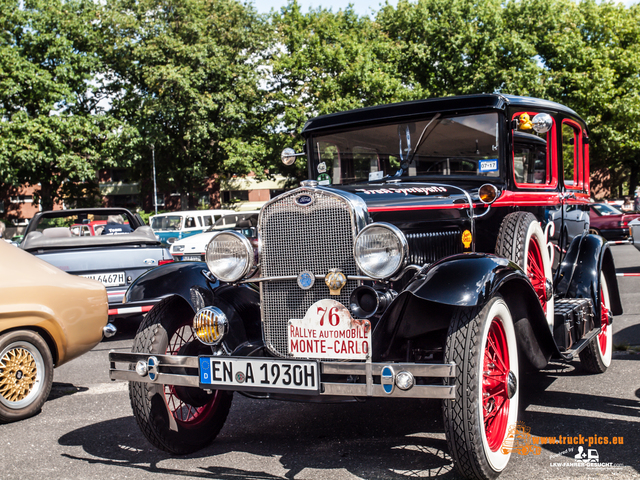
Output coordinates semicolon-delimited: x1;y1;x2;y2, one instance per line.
38;183;54;211
630;161;640;197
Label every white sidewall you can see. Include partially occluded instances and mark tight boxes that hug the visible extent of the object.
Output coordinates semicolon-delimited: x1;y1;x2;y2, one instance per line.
523;221;554;330
478;298;519;472
599;273;613;367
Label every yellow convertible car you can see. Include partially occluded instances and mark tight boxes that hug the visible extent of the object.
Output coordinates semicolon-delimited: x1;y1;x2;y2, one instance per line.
0;239;111;422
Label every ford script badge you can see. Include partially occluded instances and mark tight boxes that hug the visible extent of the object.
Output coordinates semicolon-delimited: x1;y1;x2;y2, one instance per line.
143;258;157;265
297;271;315;290
295;194;313;206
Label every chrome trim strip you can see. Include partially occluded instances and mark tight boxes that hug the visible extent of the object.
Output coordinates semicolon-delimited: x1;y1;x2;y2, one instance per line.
109;351;200;368
240;274;376;284
321;362;456;377
110;369;200;387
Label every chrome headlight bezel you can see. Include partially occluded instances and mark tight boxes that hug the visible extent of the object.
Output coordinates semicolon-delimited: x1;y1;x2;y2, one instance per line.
353;222;408;280
205;231;255;283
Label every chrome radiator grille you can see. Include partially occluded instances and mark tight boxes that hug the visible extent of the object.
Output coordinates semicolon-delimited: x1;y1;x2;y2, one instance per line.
406;229;462;265
259;190;359;357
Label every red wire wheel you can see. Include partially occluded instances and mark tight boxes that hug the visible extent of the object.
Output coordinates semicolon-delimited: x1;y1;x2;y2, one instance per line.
129;296;233;454
598;287;610;357
164;324;224;427
526;237;547;312
482;317;511;452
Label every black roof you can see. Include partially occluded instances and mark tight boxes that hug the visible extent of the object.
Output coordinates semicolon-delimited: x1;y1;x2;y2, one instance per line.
301;94;584;135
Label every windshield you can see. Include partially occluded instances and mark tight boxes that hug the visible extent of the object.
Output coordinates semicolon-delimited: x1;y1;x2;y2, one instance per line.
311;112;500;185
592;203;622;216
151;215;183;230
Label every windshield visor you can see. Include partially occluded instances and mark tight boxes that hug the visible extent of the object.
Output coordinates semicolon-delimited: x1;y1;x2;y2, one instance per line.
311;112;500;185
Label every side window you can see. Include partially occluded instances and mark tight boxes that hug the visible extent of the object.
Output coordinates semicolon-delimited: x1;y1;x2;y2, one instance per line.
185;217;196;228
562;120;583;190
203;215;214;227
196;216;202;227
512;112;556;187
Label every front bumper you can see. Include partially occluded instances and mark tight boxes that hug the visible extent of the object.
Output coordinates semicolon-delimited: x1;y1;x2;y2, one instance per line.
109;351;456;399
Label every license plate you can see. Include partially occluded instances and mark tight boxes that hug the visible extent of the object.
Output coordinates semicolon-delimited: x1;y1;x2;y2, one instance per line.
289;299;371;360
81;271;126;287
182;255;202;261
199;357;319;394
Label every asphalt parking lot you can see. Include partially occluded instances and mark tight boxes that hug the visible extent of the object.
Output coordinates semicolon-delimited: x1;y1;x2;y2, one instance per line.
1;246;639;480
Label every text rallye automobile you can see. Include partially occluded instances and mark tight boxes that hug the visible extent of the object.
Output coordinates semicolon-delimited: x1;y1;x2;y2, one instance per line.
110;94;622;480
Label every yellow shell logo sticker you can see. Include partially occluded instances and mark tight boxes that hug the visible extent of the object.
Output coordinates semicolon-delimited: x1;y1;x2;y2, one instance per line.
462;230;472;249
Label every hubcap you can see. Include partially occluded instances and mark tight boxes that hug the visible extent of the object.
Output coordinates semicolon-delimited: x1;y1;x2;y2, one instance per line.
483;318;511;452
0;347;37;403
527;238;547;312
598;288;610;356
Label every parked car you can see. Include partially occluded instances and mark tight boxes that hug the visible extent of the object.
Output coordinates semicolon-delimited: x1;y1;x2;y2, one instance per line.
70;220;107;236
589;202;640;241
0;239;112;423
150;209;235;245
110;95;622;479
20;208;173;322
169;212;259;262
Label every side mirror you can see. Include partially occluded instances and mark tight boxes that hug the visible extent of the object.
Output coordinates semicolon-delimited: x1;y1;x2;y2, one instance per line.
281;148;305;166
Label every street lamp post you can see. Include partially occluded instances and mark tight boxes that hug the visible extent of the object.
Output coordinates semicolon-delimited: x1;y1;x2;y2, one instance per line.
151;144;158;215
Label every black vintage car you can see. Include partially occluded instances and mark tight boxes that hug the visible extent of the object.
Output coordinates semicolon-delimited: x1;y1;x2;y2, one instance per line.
110;94;622;480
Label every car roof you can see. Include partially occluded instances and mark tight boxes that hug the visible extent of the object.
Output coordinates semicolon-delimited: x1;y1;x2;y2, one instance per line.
302;94;584;135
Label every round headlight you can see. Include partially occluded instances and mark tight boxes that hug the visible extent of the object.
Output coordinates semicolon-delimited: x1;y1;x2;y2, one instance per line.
354;223;407;280
205;231;255;282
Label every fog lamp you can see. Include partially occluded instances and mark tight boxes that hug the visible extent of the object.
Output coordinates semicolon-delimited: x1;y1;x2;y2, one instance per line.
395;371;415;391
193;306;229;345
135;361;148;377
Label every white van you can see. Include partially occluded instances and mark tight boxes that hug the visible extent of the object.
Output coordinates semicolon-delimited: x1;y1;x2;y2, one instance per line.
149;209;235;244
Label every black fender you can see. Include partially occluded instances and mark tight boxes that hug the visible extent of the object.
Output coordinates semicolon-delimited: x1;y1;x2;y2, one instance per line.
372;253;558;368
125;261;262;351
555;233;623;321
125;261;219;310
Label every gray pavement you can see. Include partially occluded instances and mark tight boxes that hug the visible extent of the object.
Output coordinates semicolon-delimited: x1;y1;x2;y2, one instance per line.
1;247;639;479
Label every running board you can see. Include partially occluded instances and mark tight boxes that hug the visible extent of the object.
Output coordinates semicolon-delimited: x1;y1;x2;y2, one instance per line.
560;328;600;361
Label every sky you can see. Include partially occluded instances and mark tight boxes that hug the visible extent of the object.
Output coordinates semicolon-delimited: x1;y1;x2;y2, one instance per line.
252;0;636;16
252;0;397;16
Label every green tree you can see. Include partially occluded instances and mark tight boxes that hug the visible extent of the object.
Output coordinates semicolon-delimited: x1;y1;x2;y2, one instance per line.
505;0;640;197
0;0;124;210
376;0;545;98
264;1;420;180
98;0;269;208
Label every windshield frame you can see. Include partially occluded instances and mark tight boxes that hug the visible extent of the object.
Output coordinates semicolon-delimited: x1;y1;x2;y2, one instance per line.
308;110;505;186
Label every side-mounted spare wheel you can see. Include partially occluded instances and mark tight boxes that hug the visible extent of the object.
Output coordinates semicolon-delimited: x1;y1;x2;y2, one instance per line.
495;211;554;328
129;296;233;454
579;273;613;373
443;296;519;480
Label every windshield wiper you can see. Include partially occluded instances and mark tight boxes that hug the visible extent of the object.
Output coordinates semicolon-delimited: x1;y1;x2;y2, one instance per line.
402;113;441;172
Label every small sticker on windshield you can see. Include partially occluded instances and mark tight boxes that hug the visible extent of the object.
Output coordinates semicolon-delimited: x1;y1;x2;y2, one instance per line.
317;162;327;173
479;159;498;172
369;171;384;181
317;173;331;185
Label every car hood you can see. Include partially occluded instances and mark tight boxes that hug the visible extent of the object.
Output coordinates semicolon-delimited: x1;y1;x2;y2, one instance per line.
171;231;217;252
331;182;476;212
